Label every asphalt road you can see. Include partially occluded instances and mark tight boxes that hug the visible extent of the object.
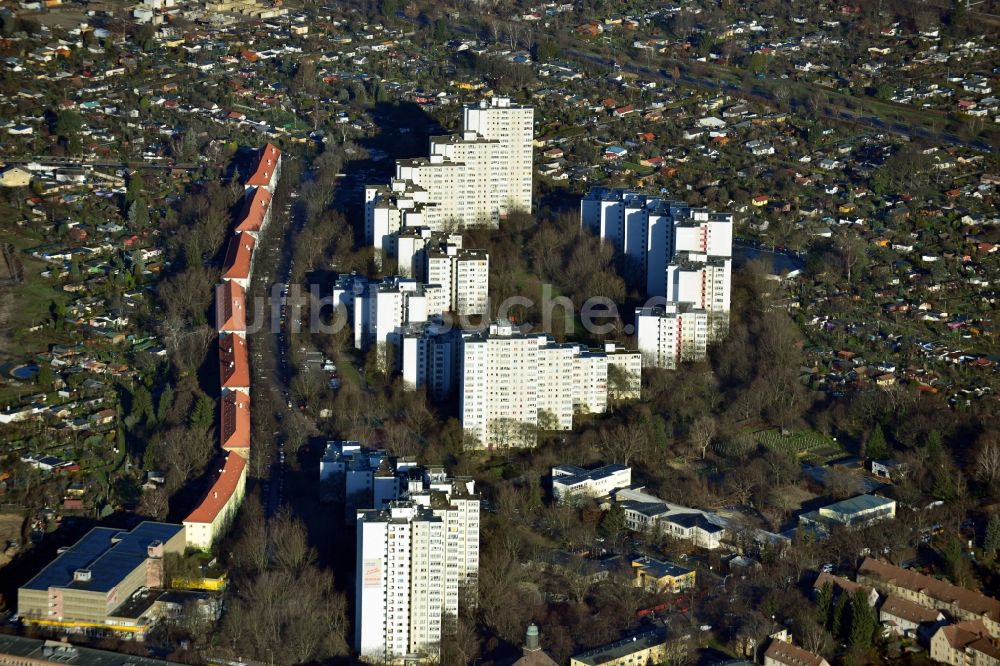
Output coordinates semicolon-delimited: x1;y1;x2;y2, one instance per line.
254;188;306;519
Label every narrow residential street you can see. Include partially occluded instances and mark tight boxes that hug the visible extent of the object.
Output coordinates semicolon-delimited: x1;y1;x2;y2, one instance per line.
249;159;307;519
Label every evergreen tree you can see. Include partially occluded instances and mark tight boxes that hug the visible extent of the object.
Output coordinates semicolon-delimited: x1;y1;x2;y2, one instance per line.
816;581;834;628
866;424;890;460
54;109;82;140
36;363;54;389
189;393;215;431
849;588;876;647
49;300;67;330
156;384;175;423
131;385;155;425
127;200;149;230
925;430;944;460
985;514;1000;554
125;171;145;207
599;503;628;551
832;591;849;639
940;534;972;586
142;439;156;471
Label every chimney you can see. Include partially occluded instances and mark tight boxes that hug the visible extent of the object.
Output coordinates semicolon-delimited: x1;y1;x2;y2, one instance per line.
524;624;540;651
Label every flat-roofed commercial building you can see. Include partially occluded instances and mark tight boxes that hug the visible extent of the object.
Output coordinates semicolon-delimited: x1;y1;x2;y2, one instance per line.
551;464;631;503
799;494;896;533
631;556;696;594
570;627;668;666
18;522;185;633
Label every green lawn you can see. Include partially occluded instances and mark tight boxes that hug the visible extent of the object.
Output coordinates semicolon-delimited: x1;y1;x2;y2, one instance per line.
552;125;587;140
338;359;361;388
621;161;655;176
1;228;71;359
757;429;840;456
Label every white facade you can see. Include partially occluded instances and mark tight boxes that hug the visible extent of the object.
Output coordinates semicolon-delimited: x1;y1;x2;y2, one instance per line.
536;343;577;431
606;345;644;401
462;321;542;449
366;183;431;253
319;441;421;523
453;250;490;317
636;304;709;369
614;487;728;550
460;322;642;449
394;227;431;278
353;277;446;352
410;477;480;624
552;463;632;503
581;188;733;344
390;228;464;280
365;97;533;240
356;503;438;662
463;97;534;212
355;482;480;664
665;253;732;339
399;322;465;400
426;246;490;317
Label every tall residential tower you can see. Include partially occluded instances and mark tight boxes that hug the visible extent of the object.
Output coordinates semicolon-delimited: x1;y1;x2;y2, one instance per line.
366;97;534;249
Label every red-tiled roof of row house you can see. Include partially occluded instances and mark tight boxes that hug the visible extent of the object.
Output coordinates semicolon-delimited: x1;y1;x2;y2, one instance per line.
184;452;247;524
937;620;1000;655
234;186;272;234
859;558;1000;622
245;143;281;188
219;333;250;390
220;390;250;452
763;641;828;666
813;571;868;595
215;280;247;333
881;594;943;625
222;231;256;281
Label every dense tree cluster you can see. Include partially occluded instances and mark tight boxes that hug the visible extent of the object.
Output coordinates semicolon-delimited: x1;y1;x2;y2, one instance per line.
216;500;351;664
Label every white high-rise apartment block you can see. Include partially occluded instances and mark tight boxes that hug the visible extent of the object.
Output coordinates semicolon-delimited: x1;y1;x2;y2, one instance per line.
319;441;421;523
462;321;542;449
353;277;447;352
409;477;480;624
580;188;733;362
366;182;430;254
426;246;490;317
391;228;463;280
365;97;533;247
375;230;490;316
635;304;709;370
666;252;732;339
461;97;533;214
399;322;467;400
356;502;443;663
332;272;370;312
606;346;644;402
461;321;642;449
580;188;733;295
355;481;480;664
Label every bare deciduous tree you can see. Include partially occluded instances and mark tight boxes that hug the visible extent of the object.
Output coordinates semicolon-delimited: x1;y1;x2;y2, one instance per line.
599;422;649;466
689;416;717;460
974;433;1000;492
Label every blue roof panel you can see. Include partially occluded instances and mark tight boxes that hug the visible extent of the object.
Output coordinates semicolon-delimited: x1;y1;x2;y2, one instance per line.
22;522;182;593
